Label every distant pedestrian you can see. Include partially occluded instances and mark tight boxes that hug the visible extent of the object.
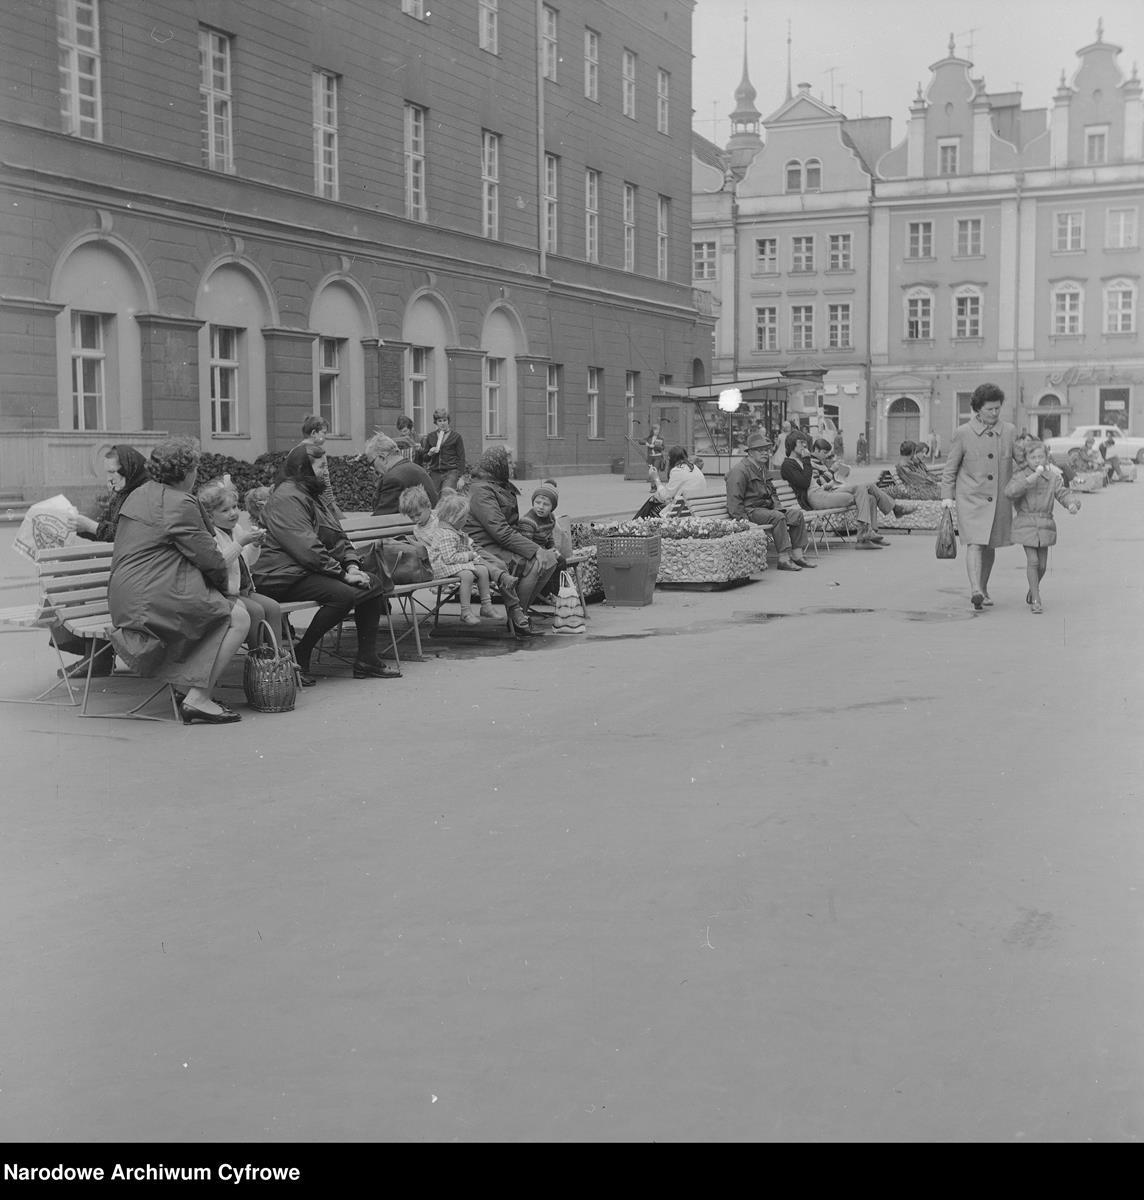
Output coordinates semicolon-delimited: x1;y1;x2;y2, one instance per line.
832;431;844;460
1003;438;1080;614
928;429;939;461
856;431;868;464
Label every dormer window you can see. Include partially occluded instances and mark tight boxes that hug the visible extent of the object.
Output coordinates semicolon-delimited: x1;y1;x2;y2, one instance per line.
784;159;822;194
785;160;802;193
938;138;959;176
1085;126;1108;165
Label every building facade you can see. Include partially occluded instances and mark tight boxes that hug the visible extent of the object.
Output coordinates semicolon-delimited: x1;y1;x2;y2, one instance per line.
1;0;710;501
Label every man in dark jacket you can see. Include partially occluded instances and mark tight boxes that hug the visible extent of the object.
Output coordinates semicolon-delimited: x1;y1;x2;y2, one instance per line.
465;446;557;637
366;433;439;515
725;431;813;571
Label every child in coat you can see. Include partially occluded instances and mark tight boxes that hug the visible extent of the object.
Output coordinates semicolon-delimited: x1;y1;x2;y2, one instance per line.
518;479;567;602
1003;438;1080;614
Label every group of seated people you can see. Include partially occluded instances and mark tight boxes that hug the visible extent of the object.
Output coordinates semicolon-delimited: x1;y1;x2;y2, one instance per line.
1067;433;1129;483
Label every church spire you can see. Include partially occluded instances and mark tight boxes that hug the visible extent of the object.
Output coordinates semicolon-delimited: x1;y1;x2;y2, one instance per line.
786;19;793;101
725;5;763;177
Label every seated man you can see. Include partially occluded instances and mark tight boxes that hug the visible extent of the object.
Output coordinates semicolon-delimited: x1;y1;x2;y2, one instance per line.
725;431;815;571
807;438;915;547
896;440;940;498
1099;434;1127;482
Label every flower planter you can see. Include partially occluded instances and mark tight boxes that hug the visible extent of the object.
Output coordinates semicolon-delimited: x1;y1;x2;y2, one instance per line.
656;529;769;583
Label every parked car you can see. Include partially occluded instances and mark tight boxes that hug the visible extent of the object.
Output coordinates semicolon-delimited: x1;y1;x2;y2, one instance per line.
1043;425;1144;465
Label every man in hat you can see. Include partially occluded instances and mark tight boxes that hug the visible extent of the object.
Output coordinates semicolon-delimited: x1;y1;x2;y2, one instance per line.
726;431;815;571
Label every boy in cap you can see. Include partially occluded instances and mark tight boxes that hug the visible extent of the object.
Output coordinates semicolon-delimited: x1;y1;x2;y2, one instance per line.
519;479;565;603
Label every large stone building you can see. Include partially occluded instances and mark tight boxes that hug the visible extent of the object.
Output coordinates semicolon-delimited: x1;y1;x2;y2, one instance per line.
694;23;1143;459
1;0;711;501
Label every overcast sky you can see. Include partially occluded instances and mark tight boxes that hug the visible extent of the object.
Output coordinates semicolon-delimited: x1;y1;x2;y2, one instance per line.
692;0;1141;144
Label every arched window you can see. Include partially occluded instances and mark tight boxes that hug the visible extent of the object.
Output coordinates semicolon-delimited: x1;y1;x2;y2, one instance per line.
310;280;372;442
904;287;934;340
1104;277;1137;334
952;285;983;339
784;160;802;194
403;292;455;435
1050;281;1084;336
804;158;822;192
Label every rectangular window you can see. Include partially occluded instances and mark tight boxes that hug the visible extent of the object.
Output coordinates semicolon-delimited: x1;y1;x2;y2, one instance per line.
544;154;559;253
907;295;932;340
828;233;852;271
792;235;814;272
828;303;852;349
622;49;636;119
484;356;505;437
584;168;600;263
317;337;345;434
692;241;716;281
70;311;105;430
479;0;498;54
656;69;670;134
1053;288;1081;336
907;221;933;258
587;367;601;439
956;217;982;256
1099;387;1130;428
312;70;339;199
791;305;814;351
1055;211;1083;251
58;0;101;140
956;391;973;423
404;103;427;221
657;196;670;280
584;28;599;101
1107;208;1138;249
209;324;240;434
401;0;424;16
955;293;981;338
755;237;777;272
658;374;673;390
939;141;959;176
541;6;558;81
409;346;431;433
546;365;560;437
481;130;500;239
199;27;233;172
623;183;637;272
625;370;638;437
1085;127;1108;165
754;306;777;352
1106;285;1136;334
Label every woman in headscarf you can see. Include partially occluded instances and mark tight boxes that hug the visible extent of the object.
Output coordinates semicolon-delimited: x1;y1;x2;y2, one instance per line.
252;444;399;683
465;446;558;638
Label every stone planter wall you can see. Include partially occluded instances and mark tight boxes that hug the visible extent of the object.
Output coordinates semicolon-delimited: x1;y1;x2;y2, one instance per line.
656;529;769;583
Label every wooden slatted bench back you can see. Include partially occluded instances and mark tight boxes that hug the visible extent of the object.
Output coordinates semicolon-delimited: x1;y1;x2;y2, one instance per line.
661;491;731;521
34;543;116;640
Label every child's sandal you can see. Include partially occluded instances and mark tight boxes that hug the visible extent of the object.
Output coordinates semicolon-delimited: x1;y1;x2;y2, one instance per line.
1030;600;1043;614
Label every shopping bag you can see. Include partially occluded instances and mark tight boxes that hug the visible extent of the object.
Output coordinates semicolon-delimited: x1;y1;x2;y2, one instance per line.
935;506;957;560
551;569;586;633
12;494;80;563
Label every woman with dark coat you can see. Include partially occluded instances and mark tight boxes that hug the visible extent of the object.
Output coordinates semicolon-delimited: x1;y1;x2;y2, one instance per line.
108;437;250;724
420;408;466;493
253;444;399;683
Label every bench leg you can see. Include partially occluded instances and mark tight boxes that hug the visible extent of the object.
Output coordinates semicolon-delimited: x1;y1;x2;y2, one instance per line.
78;674;180;722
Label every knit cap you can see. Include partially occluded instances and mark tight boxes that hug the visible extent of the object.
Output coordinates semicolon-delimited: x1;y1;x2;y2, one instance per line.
531;479;559;511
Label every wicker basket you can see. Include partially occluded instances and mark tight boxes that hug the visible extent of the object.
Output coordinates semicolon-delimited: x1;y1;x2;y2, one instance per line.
242;620;298;713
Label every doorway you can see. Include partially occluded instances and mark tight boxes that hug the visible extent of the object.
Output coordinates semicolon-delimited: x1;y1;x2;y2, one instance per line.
886;396;921;452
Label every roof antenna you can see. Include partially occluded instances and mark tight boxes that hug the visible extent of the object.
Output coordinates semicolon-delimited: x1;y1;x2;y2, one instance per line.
786;19;792;101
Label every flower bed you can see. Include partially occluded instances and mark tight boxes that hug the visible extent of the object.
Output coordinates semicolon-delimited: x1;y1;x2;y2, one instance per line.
877;499;946;531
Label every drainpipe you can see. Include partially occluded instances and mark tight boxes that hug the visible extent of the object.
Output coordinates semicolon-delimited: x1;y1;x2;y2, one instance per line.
1012;172;1024;429
730;189;740;383
536;0;547;279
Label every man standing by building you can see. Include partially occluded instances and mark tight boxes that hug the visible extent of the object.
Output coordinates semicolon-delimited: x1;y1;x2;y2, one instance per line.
726;431;815;571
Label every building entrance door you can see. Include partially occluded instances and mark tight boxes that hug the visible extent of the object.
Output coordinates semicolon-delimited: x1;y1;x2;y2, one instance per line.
887;396;921;452
1037;413;1061;439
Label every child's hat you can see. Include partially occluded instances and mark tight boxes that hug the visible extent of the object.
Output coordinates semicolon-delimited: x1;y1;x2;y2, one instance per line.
531;479;559;511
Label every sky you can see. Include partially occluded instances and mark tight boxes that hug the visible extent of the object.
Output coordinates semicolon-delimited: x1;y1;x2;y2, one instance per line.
692;0;1142;145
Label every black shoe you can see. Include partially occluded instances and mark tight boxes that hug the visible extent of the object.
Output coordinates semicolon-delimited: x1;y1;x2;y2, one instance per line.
352;658;402;679
507;613;545;638
297;672;317;688
179;701;241;725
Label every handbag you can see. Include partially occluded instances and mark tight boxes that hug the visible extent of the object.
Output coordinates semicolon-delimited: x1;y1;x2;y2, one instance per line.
935;506;957;560
242;619;299;712
378;537;433;585
551;569;586;633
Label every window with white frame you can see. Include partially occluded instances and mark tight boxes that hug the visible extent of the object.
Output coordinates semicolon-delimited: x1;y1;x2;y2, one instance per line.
546;365;560;436
1107;208;1138;249
804;159;821;192
584;168;600;263
623;183;636;272
1054;211;1083;252
828;303;851;349
755;237;777;272
828;233;852;271
791;305;814;351
625;370;638;436
317;337;346;434
587;367;602;438
755;306;778;352
657;195;670;280
484;356;505;436
792;235;814;272
481;130;500;239
208;324;240;434
905;289;933;340
479;0;498;54
404;103;427;221
785;161;802;193
907;221;933;258
1085;126;1108;165
656;69;670;134
938;139;959;176
312;70;339;199
401;0;424;16
584;28;599;101
622;49;636;119
953;287;982;338
692;241;716;281
1051;282;1083;335
69;311;105;430
409;346;431;433
1104;279;1137;334
541;5;558;80
58;0;101;140
956;217;982;257
544;154;559;253
199;27;234;172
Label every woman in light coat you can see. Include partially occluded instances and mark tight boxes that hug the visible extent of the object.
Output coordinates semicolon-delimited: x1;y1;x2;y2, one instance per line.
940;383;1017;610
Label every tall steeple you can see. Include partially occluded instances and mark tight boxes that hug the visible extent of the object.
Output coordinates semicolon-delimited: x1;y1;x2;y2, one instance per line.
786;20;793;101
726;5;763;176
